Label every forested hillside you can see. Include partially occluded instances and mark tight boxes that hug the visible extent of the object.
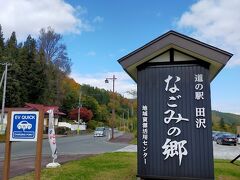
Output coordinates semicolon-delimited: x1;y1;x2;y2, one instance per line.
0;25;137;129
212;110;240;133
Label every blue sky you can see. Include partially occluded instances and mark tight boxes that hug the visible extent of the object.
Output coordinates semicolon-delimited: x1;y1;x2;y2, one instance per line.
0;0;240;114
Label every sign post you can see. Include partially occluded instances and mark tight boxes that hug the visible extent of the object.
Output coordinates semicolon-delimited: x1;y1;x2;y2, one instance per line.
3;110;12;180
35;109;44;180
3;110;44;180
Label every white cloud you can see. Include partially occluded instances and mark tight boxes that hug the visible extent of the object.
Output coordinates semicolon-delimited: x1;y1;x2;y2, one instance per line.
70;71;137;98
177;0;240;66
0;0;92;40
212;101;240;115
86;51;96;57
93;16;104;23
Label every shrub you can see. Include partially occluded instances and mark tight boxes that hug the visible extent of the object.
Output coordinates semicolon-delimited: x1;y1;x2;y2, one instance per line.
55;127;71;135
0;134;6;142
87;120;105;130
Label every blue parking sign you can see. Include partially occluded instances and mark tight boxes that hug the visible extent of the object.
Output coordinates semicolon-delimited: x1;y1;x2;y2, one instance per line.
10;111;39;141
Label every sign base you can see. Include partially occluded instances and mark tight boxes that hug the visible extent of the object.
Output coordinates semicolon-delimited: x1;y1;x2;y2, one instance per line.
46;162;61;168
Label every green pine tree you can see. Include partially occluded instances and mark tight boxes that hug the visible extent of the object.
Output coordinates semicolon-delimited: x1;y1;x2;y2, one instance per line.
0;24;4;59
5;32;22;107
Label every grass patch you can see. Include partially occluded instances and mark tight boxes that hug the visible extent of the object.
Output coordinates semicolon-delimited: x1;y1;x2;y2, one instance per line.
130;137;137;145
215;159;240;180
130;131;137;145
11;153;240;180
11;152;137;180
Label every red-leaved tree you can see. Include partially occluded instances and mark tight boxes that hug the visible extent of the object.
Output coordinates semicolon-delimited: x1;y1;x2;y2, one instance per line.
69;107;93;122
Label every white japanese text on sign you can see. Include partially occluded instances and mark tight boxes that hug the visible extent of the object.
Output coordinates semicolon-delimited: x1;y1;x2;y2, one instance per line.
194;74;206;129
142;105;148;165
162;75;189;166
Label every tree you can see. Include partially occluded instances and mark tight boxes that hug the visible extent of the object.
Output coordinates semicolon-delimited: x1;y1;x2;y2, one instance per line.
98;104;110;123
37;27;72;106
81;84;110;105
69;107;93;122
38;27;71;74
219;117;226;131
12;35;48;106
0;25;4;101
18;35;37;103
33;48;50;104
5;32;22;106
108;92;121;115
61;77;80;112
0;25;4;59
81;95;100;119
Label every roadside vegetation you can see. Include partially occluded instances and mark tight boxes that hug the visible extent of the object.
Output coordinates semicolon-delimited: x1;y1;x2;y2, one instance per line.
11;153;240;180
215;159;240;180
11;152;137;180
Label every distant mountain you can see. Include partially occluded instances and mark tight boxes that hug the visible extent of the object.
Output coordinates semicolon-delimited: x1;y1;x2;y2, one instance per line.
212;110;240;133
212;110;240;125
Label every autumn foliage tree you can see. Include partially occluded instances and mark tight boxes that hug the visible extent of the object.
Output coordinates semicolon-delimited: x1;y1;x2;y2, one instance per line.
69;107;93;123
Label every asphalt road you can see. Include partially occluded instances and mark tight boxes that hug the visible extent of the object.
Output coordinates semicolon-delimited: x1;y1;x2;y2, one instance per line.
1;135;239;160
0;131;129;160
117;141;240;160
1;134;239;179
213;141;240;160
0;131;133;179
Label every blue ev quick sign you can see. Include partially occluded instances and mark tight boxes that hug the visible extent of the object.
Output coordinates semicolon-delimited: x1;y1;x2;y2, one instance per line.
10;111;39;141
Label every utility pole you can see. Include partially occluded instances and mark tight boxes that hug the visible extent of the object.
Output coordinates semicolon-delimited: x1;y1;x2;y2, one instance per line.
0;63;11;134
122;109;129;132
77;91;82;135
105;75;117;140
127;108;129;132
122;112;125;132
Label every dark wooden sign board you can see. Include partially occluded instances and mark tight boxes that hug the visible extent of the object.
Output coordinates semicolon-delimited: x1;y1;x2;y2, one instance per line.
118;31;233;180
137;62;213;179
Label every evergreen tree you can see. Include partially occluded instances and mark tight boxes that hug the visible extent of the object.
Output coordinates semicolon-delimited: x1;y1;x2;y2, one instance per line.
0;25;4;59
19;35;47;104
219;117;226;131
33;49;48;103
29;48;48;104
18;36;32;103
5;32;22;107
0;25;4;102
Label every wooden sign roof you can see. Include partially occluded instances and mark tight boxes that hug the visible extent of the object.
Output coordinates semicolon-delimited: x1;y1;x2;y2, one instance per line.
118;30;233;82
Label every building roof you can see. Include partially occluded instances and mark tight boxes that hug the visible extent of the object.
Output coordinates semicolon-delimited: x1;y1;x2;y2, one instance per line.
25;103;66;115
0;103;65;116
2;107;33;112
118;30;233;82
